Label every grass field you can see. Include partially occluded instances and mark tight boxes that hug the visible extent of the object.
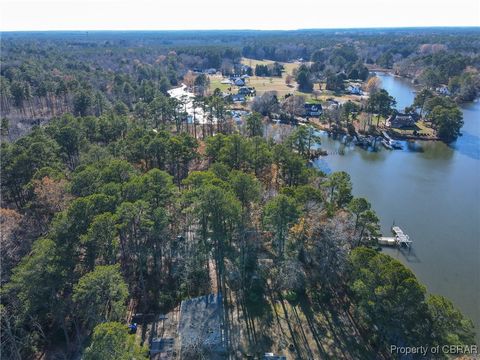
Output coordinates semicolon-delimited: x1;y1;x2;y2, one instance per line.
208;58;366;104
240;57;302;98
389;120;436;137
208;75;232;93
208;73;299;98
241;57;300;76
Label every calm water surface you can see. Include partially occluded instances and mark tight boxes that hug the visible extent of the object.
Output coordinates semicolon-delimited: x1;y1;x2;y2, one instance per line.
315;73;480;342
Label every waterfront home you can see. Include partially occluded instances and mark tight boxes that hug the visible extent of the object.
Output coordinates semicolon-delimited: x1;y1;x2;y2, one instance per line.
241;64;253;75
325;99;339;110
387;113;416;128
205;68;217;75
304;103;323;117
238;87;250;95
346;84;363;95
238;86;256;96
234;78;245;86
435;85;451;96
232;94;246;102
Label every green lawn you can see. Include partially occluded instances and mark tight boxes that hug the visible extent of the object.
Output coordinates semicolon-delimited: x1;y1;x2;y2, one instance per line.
208;76;231;93
390;121;436;137
207;58;366;105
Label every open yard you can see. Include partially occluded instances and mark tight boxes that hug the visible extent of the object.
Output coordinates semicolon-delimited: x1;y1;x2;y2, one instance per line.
241;57;301;76
389;120;437;138
242;57;310;98
207;57;304;98
208;58;366;105
208;75;232;93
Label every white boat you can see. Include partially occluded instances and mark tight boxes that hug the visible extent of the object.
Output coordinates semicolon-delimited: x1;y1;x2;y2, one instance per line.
390;140;403;149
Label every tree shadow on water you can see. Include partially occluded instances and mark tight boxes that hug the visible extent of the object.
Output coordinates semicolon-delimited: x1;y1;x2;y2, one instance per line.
449;131;480;160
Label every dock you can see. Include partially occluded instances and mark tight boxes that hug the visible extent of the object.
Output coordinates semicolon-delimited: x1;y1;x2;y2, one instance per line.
382;131;393;141
381;139;393;150
381;131;403;149
378;226;412;247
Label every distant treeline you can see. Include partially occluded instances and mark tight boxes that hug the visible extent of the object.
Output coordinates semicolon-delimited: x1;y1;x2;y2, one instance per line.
1;28;479;138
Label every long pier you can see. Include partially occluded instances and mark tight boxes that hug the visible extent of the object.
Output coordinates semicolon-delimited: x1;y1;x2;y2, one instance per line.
378;226;412;247
382;131;393;141
381;131;403;149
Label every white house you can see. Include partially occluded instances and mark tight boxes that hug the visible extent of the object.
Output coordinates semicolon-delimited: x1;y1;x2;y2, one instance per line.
346;84;363;95
436;86;451;96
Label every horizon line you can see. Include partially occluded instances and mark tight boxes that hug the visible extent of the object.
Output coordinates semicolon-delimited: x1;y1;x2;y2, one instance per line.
2;26;480;33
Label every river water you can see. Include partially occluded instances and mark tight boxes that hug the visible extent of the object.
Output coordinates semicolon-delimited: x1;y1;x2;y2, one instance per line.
314;72;480;343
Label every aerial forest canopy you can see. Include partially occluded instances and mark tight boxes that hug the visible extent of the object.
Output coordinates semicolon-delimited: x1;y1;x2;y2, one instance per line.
1;28;479;139
1;117;475;358
0;29;477;359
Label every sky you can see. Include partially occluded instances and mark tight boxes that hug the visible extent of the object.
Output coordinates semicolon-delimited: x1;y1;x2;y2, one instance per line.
0;0;479;31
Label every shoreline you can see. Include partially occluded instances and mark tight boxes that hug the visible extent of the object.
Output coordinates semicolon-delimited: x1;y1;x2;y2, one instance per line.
372;70;478;106
307;117;442;143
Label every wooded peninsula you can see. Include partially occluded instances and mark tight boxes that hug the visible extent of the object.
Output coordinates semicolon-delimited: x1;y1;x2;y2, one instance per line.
1;29;478;360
